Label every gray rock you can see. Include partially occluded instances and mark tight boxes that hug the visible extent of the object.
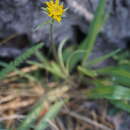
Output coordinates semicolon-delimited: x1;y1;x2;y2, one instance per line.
0;47;22;58
0;0;82;45
0;0;130;58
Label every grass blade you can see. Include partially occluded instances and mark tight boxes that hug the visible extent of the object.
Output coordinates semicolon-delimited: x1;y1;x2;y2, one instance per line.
87;49;121;67
35;100;65;130
18;101;45;130
0;43;43;80
78;66;97;78
111;100;130;113
86;82;130;100
66;0;106;69
81;0;106;65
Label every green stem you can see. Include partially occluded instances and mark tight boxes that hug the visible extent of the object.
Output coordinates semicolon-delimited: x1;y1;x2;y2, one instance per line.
50;20;57;60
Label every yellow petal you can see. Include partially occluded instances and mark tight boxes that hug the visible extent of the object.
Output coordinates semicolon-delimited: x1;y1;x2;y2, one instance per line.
43;0;66;22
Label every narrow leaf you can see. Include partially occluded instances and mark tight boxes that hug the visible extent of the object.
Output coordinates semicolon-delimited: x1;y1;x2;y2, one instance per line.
0;43;43;80
86;84;130;100
35;100;65;130
78;66;97;78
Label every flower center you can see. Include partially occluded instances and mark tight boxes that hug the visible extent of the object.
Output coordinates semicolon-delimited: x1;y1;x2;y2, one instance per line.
51;6;62;15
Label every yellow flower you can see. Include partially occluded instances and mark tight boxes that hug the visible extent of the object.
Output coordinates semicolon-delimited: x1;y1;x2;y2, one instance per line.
44;0;65;22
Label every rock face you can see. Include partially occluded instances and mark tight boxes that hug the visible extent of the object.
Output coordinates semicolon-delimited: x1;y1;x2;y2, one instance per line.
0;0;130;57
0;0;83;45
102;0;130;49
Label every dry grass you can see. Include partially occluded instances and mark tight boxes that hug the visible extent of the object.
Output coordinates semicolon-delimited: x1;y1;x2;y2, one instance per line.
0;65;115;130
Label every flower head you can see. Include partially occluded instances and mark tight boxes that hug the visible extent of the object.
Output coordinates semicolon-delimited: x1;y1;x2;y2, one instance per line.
43;0;65;22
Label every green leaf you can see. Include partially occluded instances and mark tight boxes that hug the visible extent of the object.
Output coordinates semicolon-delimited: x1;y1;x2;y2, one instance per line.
81;0;106;65
97;66;130;87
112;75;130;87
0;43;43;80
0;62;8;67
58;38;69;76
66;0;106;69
97;67;130;79
50;62;66;78
28;60;66;79
15;69;37;81
86;83;130;100
35;51;47;63
78;66;97;78
35;100;65;130
87;49;121;67
18;100;46;130
62;46;75;63
111;100;130;113
110;100;130;112
66;50;86;71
